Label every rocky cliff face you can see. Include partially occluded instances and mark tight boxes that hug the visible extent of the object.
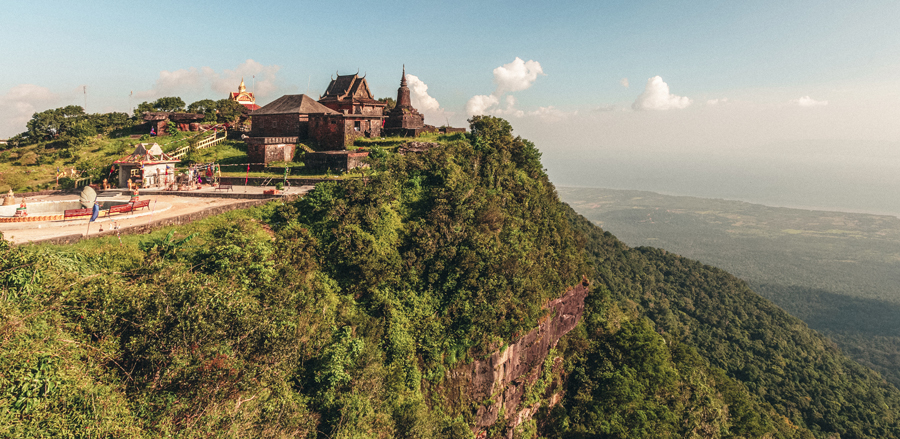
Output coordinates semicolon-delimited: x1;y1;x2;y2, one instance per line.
444;277;590;436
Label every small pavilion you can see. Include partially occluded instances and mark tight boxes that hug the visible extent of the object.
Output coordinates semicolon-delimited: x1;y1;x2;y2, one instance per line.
113;143;180;189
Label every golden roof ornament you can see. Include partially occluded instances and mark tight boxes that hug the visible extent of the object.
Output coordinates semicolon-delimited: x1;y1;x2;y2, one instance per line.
239;78;246;93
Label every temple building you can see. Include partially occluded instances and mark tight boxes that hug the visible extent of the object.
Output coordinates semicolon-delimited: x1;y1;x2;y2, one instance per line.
307;72;385;149
245;94;336;164
383;65;426;137
229;78;260;111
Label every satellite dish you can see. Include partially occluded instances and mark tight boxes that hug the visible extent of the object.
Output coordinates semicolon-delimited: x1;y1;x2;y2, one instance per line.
80;186;97;208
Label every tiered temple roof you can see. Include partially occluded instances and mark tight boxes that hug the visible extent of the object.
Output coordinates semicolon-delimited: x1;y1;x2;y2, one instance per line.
319;73;384;108
230;78;260;111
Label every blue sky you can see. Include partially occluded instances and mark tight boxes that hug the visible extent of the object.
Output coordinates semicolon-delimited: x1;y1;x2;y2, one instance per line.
3;1;900;212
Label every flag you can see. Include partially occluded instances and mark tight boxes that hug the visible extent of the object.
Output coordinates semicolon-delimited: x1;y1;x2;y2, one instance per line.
90;203;100;222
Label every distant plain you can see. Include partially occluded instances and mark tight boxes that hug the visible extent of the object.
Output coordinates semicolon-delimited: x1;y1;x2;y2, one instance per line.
559;186;900;388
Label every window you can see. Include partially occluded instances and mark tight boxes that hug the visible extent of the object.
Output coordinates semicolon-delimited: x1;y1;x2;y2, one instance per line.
354;121;360;131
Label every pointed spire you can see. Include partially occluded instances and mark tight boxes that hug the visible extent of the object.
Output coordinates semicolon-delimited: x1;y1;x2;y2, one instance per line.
239;77;246;92
400;64;407;87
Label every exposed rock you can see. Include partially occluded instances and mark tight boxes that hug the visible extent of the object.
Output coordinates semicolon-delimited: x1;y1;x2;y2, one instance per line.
445;277;590;436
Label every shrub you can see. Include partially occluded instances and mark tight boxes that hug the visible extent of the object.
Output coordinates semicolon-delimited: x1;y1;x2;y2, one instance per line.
16;152;37;166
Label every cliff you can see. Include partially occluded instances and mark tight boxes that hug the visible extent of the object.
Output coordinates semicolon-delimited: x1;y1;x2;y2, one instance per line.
443;277;590;436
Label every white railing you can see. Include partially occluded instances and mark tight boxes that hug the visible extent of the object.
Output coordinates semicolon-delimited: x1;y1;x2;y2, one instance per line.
171;131;227;159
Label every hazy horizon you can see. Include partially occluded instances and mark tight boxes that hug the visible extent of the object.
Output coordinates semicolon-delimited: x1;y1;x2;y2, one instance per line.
546;142;900;218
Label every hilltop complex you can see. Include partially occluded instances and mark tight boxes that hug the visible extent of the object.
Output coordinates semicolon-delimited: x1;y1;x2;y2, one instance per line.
246;67;462;165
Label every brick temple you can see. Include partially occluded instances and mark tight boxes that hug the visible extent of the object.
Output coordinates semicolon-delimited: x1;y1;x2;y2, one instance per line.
383;65;426;137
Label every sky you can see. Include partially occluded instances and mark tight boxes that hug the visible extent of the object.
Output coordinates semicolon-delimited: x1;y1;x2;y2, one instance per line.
2;1;900;213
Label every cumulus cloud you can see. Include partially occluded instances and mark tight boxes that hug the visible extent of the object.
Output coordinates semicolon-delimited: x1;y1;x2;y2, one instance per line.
621;78;629;88
405;73;453;124
466;57;549;118
492;57;545;95
466;94;500;116
632;76;692;111
792;96;828;107
406;74;440;112
135;59;281;101
0;84;61;137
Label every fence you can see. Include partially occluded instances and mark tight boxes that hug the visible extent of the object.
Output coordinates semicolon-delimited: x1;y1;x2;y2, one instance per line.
170;131;227;159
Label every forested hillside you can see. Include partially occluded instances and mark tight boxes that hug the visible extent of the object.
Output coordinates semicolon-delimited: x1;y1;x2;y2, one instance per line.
547;211;900;438
558;187;900;389
2;118;899;438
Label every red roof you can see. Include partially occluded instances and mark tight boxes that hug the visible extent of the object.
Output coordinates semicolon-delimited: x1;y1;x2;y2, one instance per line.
242;103;261;111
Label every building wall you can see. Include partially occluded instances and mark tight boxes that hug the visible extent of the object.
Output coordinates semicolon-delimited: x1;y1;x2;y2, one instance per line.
250;113;306;138
304;151;369;171
118;163;174;188
246;141;295;165
309;115;383;150
320;102;384;117
308;116;346;150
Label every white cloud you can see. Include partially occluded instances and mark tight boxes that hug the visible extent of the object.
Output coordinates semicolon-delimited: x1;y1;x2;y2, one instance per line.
466;94;500;116
792;96;828;107
406;74;440;112
527;105;570;122
466;57;550;118
492;57;544;95
0;84;61;137
621;78;629;88
405;73;453;125
135;59;281;102
593;104;622;112
632;76;692;111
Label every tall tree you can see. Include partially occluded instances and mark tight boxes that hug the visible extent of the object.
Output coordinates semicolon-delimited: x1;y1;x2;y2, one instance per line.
152;96;186;112
188;99;218;122
215;99;245;123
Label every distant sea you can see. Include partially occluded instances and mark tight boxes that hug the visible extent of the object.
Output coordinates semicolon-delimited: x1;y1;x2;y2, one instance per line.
544;147;900;218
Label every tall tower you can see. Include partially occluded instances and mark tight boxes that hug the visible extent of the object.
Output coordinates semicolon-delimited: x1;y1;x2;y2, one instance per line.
396;65;411;108
384;65;424;136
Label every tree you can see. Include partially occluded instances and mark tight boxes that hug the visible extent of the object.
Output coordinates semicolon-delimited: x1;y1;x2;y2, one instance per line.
188;99;218;122
152;96;186;112
468;115;513;145
215;99;245;123
378;97;396;113
187;99;216;114
133;101;155;118
25;105;86;141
